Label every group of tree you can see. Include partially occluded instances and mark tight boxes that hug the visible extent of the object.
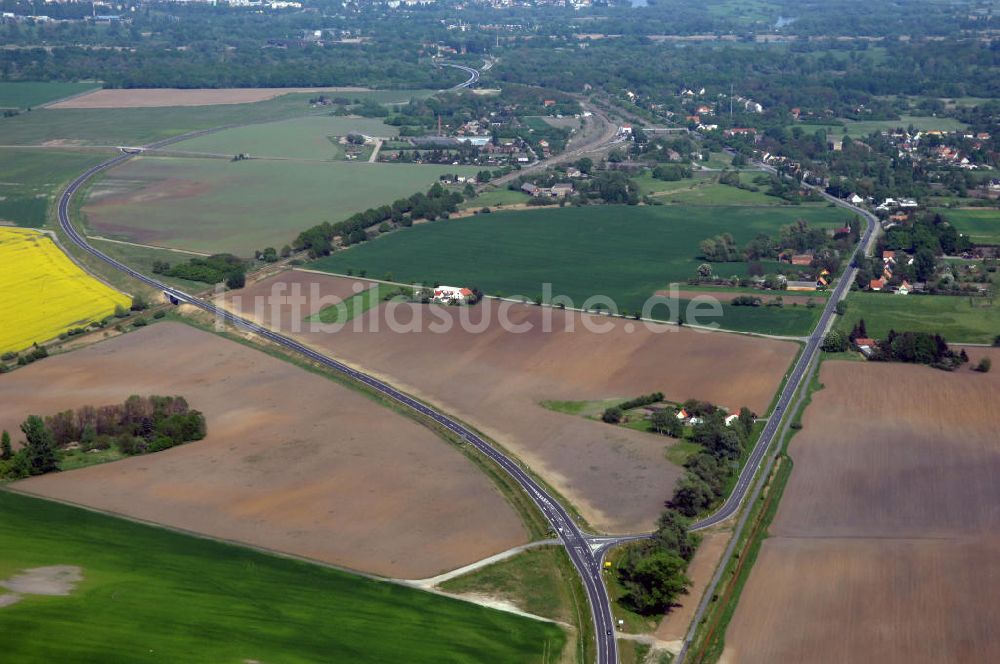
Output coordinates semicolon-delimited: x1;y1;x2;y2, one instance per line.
153;254;246;288
651;164;692;182
870;330;967;371
704;219;855;272
293;182;464;258
0;395;206;480
617;404;754;615
698;233;740;262
600;392;665;424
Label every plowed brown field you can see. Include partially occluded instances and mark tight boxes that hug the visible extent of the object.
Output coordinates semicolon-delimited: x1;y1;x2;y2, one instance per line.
724;350;1000;664
223;271;798;533
6;322;528;579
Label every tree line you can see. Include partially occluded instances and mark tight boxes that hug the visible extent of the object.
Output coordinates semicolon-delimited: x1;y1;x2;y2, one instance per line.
616;402;755;615
293;182;464;259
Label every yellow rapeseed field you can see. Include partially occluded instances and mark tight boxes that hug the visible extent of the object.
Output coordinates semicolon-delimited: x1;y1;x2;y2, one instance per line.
0;227;130;354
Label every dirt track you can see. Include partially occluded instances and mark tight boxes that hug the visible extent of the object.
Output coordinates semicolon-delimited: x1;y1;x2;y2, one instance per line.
724;350;1000;663
224;271;798;533
6;323;528;579
47;87;371;109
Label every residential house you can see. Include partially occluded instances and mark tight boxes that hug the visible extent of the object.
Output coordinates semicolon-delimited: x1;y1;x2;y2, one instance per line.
675;409;689;421
870;277;886;291
896;280;912;295
848;193;864;205
550;183;574;197
854;337;877;356
432;286;473;302
724;414;740;427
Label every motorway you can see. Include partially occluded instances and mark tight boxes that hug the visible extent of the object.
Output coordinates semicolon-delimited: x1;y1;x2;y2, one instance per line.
57;140;619;663
438;61;480;90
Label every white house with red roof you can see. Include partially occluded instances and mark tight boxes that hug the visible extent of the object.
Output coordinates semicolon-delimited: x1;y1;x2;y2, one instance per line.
432;286;473;303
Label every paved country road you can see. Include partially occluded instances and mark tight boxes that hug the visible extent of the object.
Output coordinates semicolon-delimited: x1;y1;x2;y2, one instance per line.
57;137;620;664
672;163;879;663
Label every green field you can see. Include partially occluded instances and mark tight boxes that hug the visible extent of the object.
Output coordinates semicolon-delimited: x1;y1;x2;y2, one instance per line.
836;291;1000;343
935;207;1000;245
0;82;100;109
637;170;804;207
309;205;851;334
174;115;400;160
811;114;969;139
83;156;478;255
0;148;113;227
0;490;565;663
0;90;433;147
305;282;400;324
462;187;532;209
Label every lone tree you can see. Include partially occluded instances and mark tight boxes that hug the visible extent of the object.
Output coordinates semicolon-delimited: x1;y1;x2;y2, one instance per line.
975;357;992;373
1;430;10;460
20;415;58;475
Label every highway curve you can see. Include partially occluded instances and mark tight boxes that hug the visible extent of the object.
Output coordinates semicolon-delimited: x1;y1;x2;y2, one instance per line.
57;142;620;664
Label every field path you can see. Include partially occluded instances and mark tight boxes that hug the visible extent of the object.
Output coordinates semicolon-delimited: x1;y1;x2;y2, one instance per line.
405;539;560;588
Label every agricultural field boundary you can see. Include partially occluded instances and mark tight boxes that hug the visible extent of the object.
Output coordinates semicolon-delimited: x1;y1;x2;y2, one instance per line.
292;268;810;342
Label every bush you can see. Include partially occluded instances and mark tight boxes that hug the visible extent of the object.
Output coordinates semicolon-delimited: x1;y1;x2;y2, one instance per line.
975;357;992;373
601;406;624;424
226;271;246;290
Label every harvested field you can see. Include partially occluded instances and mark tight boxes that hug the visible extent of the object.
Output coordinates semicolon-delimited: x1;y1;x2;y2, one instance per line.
7;322;528;579
724;351;1000;664
223;271;798;533
48;87;373;109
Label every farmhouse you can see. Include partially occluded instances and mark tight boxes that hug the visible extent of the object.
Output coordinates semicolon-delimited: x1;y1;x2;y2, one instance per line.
432;286;474;303
550;183;574;197
853;336;877;356
521;182;542;196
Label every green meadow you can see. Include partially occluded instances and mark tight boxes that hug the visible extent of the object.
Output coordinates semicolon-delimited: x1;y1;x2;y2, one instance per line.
0;490;565;664
0;148;112;227
173;115;400;160
0;90;433;147
836;291;1000;343
935;208;1000;245
83;156;478;255
0;82;100;109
